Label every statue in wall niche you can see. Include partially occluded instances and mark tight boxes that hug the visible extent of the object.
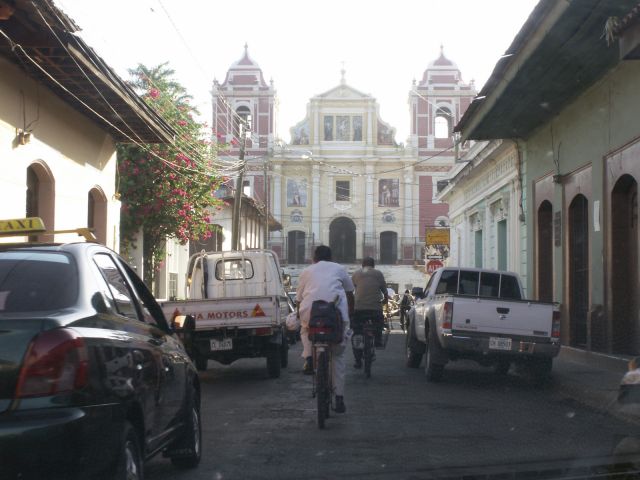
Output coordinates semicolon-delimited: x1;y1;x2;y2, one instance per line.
291;120;309;145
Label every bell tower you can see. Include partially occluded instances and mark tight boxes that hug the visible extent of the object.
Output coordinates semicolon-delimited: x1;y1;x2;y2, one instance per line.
212;44;277;201
408;47;477;236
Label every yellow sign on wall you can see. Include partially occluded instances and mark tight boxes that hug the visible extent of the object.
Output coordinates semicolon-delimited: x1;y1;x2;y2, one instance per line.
425;228;450;246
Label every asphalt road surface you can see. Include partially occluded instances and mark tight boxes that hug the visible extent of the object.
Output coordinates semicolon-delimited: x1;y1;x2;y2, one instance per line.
146;322;640;479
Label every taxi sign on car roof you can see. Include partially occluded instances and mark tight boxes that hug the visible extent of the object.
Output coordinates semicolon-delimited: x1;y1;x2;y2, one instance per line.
0;217;46;235
0;217;97;242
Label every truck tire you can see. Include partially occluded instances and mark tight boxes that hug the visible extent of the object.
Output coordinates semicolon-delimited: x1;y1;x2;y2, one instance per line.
531;357;553;384
494;359;511;376
280;337;289;368
425;327;444;382
267;345;282;378
405;322;423;369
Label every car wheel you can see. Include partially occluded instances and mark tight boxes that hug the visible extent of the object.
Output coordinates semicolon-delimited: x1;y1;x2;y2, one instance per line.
425;328;444;382
405;323;423;369
267;345;281;378
116;422;144;480
170;388;202;469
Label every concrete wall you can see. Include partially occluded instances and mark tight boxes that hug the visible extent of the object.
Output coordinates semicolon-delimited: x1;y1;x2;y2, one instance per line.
525;60;640;298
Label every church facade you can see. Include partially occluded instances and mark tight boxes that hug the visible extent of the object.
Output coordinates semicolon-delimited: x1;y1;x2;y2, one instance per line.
212;47;475;291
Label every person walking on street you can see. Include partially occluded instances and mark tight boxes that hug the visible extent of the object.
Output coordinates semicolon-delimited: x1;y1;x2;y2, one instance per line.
351;257;388;368
296;245;354;414
399;289;413;332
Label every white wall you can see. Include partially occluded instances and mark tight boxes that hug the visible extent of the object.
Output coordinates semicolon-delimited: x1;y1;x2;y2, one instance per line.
0;58;120;249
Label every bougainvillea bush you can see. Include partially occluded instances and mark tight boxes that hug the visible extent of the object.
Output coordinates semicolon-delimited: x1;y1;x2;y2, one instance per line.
117;63;223;288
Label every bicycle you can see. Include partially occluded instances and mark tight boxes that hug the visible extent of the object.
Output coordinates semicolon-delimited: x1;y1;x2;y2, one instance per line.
311;337;333;429
352;313;388;378
308;298;342;429
362;320;377;378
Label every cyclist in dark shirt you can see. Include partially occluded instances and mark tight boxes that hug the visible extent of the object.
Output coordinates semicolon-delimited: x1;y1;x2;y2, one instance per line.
351;257;388;368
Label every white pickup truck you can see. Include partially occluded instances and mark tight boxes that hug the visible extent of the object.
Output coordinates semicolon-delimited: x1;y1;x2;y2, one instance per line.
160;250;291;378
406;267;560;382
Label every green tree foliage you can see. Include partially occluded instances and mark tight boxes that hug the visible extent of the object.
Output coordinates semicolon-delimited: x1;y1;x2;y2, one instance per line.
117;63;222;288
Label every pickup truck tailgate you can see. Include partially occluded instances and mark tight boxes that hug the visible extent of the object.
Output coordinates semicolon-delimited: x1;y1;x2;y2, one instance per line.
451;298;554;338
161;297;277;330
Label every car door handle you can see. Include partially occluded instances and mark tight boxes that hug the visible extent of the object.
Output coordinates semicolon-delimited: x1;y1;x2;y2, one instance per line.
497;307;510;315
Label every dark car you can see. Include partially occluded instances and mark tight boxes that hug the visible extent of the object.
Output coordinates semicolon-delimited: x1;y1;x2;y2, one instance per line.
0;240;202;479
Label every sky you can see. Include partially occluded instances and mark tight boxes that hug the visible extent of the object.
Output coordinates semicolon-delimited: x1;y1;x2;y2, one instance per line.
55;0;539;144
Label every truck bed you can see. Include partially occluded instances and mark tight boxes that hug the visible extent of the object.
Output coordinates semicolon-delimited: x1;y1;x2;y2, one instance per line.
447;295;555;339
161;296;279;330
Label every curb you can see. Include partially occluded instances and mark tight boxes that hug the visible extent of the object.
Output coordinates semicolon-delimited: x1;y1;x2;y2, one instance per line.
558;345;630;372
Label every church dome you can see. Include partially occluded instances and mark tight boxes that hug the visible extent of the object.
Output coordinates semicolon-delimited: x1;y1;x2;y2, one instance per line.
427;46;459;70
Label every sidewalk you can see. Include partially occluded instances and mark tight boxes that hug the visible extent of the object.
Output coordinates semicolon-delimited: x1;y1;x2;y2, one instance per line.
552;346;637;423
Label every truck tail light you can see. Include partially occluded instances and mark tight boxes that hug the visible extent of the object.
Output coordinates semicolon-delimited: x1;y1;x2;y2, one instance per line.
552;310;561;339
15;329;89;398
254;327;272;336
442;301;453;330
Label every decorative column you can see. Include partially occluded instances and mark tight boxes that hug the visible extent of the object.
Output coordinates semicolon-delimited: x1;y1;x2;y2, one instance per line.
273;164;282;237
312;164;320;244
364;165;375;258
403;167;414;263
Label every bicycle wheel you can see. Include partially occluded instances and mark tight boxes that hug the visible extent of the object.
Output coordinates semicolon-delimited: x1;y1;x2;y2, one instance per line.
316;350;328;429
364;333;373;378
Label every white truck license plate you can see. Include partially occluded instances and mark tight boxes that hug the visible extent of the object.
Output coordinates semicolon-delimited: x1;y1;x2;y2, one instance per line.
489;337;512;351
210;338;233;351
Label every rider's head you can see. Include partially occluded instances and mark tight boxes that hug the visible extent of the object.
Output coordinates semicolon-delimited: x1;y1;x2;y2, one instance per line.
314;245;332;263
362;257;375;268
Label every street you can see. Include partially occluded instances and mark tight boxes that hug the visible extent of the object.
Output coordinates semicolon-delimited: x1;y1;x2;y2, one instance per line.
145;323;640;480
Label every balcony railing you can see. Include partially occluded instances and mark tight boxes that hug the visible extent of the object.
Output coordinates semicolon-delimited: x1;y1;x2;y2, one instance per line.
268;235;425;266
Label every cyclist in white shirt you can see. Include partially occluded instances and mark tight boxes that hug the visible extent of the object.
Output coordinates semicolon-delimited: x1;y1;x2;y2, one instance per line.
296;245;354;414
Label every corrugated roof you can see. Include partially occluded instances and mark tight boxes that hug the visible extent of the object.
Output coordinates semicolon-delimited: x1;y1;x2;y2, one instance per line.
455;0;637;141
0;0;175;143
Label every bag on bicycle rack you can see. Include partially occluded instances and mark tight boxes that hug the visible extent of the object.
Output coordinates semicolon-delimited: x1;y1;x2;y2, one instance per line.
308;300;343;343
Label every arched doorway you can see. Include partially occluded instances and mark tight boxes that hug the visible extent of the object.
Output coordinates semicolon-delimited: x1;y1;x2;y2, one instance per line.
537;200;553;302
26;163;55;241
88;187;108;245
287;230;306;264
568;194;589;348
612;175;639;354
329;217;356;263
379;231;397;264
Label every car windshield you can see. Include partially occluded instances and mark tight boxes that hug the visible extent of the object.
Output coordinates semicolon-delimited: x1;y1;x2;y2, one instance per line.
0;251;78;312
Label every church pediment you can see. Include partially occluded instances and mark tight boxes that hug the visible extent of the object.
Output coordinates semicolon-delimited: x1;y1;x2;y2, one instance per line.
315;83;371;100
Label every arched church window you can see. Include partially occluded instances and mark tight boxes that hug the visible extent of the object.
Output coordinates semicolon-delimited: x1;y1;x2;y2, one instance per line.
234;105;251;139
435;107;452;139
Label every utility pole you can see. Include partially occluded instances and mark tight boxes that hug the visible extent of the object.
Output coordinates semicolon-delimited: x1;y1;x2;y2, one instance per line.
231;116;250;251
263;156;269;249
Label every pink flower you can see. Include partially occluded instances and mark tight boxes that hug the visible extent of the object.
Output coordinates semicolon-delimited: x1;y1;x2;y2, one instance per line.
177;120;187;127
149;88;160;99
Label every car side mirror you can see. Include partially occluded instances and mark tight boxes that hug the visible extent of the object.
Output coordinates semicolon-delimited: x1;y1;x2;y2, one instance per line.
91;292;110;314
172;314;195;332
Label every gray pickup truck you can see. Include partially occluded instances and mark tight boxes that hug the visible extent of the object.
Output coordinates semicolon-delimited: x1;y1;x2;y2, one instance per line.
406;267;560;382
